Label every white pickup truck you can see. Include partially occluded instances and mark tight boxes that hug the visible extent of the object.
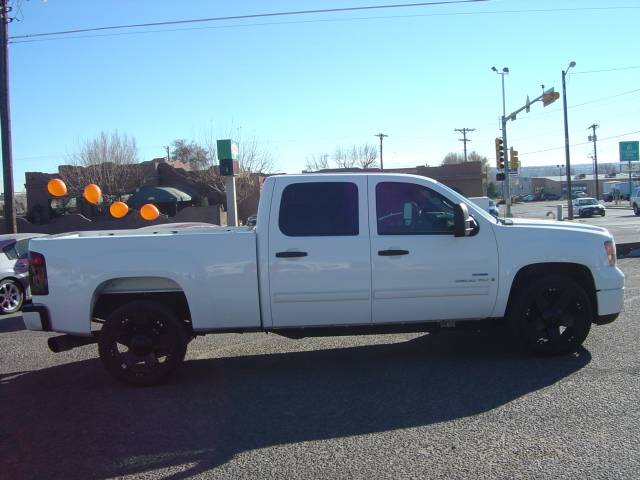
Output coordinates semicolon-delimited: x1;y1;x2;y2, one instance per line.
23;173;624;385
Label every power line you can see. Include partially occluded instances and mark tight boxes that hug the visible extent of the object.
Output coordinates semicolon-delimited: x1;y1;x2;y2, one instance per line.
571;65;640;75
9;1;488;40
519;129;640;157
10;4;640;44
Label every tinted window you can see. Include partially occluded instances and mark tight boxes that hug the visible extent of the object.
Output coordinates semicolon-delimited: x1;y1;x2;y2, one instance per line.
2;243;17;261
15;239;31;259
279;182;359;236
376;182;455;235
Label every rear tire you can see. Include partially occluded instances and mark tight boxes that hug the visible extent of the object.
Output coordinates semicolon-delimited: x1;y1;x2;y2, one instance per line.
98;300;188;386
0;279;23;314
508;274;592;356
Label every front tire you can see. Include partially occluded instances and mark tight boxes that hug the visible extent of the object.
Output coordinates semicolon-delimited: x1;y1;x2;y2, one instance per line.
509;274;592;356
634;204;639;216
0;279;24;314
98;300;188;386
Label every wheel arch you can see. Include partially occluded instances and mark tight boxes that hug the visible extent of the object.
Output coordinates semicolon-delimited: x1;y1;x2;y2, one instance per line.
505;263;597;318
91;276;192;330
0;275;24;290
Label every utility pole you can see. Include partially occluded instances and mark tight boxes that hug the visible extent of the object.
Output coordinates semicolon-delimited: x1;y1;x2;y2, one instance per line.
0;0;15;233
375;133;388;170
165;146;170;162
588;124;599;200
454;127;475;162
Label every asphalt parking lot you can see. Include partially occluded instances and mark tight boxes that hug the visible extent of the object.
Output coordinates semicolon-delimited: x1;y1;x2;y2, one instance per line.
1;260;640;480
509;201;640;245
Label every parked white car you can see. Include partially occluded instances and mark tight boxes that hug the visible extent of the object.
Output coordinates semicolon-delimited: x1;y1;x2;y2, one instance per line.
23;174;624;385
573;197;606;217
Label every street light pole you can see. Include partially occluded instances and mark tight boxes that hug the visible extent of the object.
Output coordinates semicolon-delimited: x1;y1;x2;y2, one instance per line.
562;61;576;219
588;124;599;200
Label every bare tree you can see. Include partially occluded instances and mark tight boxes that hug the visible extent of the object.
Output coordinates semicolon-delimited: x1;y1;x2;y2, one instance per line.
353;144;379;169
64;130;144;198
442;150;488;167
442;152;465;165
305;153;331;171
307;143;379;170
173;128;277;207
170;139;210;169
467;151;489;168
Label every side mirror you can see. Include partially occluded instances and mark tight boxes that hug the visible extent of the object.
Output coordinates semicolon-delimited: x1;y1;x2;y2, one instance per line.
453;202;473;237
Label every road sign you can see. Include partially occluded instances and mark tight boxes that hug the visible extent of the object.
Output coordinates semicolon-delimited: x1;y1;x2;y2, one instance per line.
217;139;239;161
619;141;639;162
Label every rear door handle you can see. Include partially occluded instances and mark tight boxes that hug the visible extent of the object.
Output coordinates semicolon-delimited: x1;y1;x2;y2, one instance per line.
276;251;308;258
378;249;409;256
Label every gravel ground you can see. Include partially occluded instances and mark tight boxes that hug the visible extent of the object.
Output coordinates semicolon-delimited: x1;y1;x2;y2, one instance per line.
1;260;639;479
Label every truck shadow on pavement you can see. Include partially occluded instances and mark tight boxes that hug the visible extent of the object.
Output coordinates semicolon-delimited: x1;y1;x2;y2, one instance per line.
0;329;591;480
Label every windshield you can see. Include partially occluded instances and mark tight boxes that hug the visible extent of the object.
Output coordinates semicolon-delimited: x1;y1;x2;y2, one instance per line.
578;199;598;205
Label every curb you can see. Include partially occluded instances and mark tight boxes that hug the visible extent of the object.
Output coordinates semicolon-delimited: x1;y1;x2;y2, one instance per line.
616;242;640;259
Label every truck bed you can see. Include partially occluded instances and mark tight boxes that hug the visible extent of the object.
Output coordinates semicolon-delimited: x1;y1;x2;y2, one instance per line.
28;226;262;335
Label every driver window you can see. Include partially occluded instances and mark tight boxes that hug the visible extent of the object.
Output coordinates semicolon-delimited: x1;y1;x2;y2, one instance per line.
376;181;455;235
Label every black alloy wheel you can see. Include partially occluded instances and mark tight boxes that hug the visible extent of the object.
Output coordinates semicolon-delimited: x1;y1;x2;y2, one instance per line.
0;279;23;314
98;300;188;386
510;275;592;356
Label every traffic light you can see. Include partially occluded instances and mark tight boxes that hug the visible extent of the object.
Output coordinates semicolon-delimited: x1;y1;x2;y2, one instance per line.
495;137;505;169
542;89;560;107
509;147;519;171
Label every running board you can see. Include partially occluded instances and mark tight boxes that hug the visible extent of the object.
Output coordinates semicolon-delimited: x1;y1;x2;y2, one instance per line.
271;318;503;340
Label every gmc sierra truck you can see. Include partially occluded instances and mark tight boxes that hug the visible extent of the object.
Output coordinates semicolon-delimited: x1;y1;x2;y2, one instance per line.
23;173;625;385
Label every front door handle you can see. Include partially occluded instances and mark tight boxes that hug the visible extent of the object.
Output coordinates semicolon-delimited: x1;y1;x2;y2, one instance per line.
276;251;308;258
378;249;409;256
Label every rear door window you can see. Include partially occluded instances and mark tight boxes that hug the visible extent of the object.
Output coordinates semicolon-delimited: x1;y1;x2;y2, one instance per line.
279;182;359;237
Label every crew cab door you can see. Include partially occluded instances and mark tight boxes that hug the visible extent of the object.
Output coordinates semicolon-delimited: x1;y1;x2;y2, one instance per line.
268;177;371;327
368;177;499;323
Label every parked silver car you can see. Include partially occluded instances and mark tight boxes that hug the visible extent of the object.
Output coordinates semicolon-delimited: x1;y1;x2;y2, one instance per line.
0;233;46;314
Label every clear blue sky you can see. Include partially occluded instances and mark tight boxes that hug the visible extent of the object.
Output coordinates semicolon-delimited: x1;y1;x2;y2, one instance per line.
4;0;640;191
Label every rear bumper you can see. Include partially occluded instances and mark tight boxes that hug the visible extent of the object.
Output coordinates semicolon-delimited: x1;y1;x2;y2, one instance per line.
22;303;50;331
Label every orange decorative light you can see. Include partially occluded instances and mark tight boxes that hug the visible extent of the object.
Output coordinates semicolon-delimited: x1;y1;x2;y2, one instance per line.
140;203;160;221
109;201;129;219
47;178;67;197
83;184;102;205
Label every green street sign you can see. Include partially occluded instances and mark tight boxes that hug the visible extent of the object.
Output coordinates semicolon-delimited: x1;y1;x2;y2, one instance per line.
619;141;639;162
217;139;239;161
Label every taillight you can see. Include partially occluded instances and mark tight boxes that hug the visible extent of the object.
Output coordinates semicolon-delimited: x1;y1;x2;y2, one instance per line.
28;251;49;295
604;241;616;266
